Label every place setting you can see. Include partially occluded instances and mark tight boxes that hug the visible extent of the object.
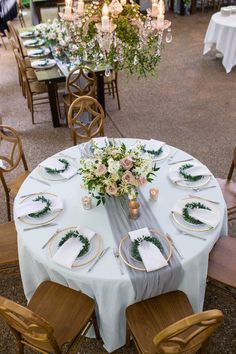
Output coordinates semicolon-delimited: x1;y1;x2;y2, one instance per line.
15;192;63;229
168;160;216;191
81;136;110;158
31;58;57;70
37;155;79;181
46;225;104;269
171;196;221;239
23;38;46;48
19;30;36;38
27;47;51;58
140;139;170;162
118;227;172;272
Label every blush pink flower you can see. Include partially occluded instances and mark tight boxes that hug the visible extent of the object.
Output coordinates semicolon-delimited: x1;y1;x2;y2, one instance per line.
95;164;107;177
138;176;147;186
120;157;133;170
122;171;136;185
106;183;118;196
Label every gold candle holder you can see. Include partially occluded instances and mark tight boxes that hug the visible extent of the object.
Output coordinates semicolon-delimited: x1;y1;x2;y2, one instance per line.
82;196;92;210
149;188;159;201
128;200;140;219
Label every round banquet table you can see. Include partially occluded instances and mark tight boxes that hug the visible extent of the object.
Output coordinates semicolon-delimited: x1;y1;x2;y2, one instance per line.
14;139;227;353
203;11;236;73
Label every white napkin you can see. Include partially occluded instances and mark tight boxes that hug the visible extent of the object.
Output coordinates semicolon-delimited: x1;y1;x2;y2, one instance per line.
92;137;109;148
53;226;96;268
16;195;63;218
144;139;166;151
171;199;220;228
39;158;77;179
169;164;211;183
129;227;168;272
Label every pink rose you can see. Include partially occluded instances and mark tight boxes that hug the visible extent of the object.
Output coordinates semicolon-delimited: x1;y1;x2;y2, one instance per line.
120;157;133;170
95;164;107;176
106;183;118;196
122;171;136;185
138;176;147;186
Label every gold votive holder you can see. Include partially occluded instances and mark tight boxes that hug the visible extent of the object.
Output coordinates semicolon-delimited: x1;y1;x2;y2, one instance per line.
149;188;159;201
128;200;140;219
82;196;92;210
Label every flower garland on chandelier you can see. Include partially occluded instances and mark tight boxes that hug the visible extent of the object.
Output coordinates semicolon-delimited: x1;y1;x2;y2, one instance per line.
35;0;172;77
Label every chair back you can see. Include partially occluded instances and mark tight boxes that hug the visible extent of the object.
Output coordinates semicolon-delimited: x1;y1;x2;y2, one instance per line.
66;66;96;104
153;310;223;354
227;146;236;180
0;296;61;354
14;48;31;93
67;96;105;145
7;21;24;57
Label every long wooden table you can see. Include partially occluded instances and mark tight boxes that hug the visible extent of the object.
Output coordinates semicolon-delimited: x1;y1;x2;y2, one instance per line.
18;27;106;128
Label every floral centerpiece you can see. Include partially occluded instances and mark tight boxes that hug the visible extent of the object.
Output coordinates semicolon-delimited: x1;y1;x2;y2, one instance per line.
79;141;159;205
34;0;172;77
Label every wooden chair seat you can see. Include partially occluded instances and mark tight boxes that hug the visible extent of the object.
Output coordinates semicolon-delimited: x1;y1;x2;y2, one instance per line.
27;281;97;348
208;236;236;289
217;178;236;209
0;280;100;353
29;81;48;95
26;68;37;81
126;291;194;354
8;170;30;196
0;221;18;266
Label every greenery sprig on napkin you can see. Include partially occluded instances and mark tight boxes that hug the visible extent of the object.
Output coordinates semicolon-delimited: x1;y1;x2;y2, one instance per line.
45;159;70;174
28;196;51;218
141;145;163;157
131;235;163;262
179;163;203;182
58;230;89;258
182;202;211;225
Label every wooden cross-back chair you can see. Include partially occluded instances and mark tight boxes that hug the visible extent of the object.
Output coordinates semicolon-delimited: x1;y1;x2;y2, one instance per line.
0;125;30;221
126;290;223;354
104;71;121;110
63;66;97;118
0;281;100;354
7;21;25;59
17;0;26;27
217;146;236;221
14;49;50;124
67;95;105;145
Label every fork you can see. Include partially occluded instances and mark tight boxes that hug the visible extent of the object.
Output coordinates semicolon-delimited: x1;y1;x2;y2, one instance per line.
177;229;207;241
113;247;124;275
167;150;177;161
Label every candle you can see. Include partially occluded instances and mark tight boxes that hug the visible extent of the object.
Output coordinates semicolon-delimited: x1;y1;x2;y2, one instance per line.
82;196;92;210
77;0;84;15
102;3;110;32
157;14;164;28
128;200;140;220
157;0;165;28
65;0;72;16
151;0;158;17
121;0;126;5
149;188;159;201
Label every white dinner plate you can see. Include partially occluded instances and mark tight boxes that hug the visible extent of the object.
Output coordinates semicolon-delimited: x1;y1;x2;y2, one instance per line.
48;227;103;267
27;47;51;58
169;161;211;188
20;31;35;38
141;143;170;162
37;156;78;181
18;192;63;226
171;197;221;232
23;39;46;47
31;59;56;70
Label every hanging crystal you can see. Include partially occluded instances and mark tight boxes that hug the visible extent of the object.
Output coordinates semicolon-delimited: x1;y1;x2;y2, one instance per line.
165;28;173;43
105;66;111;77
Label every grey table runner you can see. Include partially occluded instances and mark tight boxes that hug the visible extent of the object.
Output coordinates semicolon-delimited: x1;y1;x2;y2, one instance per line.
105;191;183;301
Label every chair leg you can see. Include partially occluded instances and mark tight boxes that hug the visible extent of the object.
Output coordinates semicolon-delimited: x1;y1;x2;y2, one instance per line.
92;313;101;339
111;81;115;98
126;323;131;347
6;194;11;221
115;81;121;110
0;35;7;50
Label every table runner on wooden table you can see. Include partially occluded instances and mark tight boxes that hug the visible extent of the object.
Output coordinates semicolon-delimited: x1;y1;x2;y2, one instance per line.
105;191;183;301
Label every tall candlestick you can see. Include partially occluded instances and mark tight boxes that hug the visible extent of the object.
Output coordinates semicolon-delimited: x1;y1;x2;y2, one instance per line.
151;0;158;17
102;3;110;32
77;0;84;15
65;0;72;16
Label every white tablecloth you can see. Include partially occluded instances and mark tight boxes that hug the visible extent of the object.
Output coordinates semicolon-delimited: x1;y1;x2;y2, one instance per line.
14;139;227;353
203;12;236;73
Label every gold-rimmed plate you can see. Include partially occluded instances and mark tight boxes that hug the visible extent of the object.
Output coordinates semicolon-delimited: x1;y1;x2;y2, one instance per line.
118;229;172;272
23;39;46;47
20;31;35;38
169;162;211;188
18;192;63;226
171;197;220;232
48;227;103;268
37;156;78;181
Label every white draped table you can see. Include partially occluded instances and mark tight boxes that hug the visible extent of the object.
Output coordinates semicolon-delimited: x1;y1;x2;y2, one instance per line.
14;139;227;353
203;12;236;73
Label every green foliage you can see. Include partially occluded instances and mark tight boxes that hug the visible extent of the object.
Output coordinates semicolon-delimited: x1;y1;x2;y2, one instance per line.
45;159;70;175
141;146;163;157
131;235;163;262
58;230;90;257
182;202;211;225
179;164;203;182
28;196;51;218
